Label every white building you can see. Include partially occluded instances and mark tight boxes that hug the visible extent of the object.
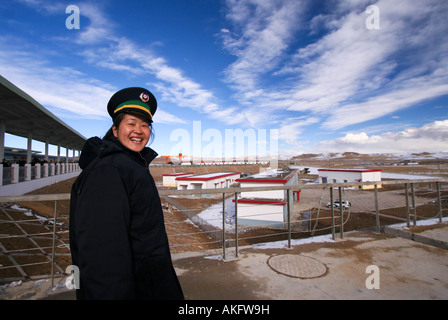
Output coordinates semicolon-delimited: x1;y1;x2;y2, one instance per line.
162;172;194;187
318;168;382;189
176;172;241;191
235;168;299;228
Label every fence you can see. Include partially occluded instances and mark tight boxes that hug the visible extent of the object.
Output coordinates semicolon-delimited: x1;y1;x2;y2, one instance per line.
0;178;447;288
0;163;80;187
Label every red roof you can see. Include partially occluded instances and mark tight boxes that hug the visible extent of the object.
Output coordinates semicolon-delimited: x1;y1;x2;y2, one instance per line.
232;199;287;205
317;169;382;173
176;172;241;181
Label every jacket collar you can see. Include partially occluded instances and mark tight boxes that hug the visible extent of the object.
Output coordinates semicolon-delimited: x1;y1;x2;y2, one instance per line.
79;136;158;169
108;136;158;167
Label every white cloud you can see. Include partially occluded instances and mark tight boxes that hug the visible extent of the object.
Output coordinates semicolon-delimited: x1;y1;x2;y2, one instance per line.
74;2;114;45
71;8;223;123
321;82;448;130
222;0;448;135
222;0;306;95
315;120;448;154
0;46;112;118
15;0;66;14
313;1;446;119
0;2;202;125
0;37;187;124
278;116;320;146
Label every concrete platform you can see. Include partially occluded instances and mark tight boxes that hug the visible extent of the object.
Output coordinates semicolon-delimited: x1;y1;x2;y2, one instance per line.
6;220;447;301
173;222;448;300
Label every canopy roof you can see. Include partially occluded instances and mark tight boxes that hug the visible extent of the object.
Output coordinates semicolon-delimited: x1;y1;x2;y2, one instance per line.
0;75;86;150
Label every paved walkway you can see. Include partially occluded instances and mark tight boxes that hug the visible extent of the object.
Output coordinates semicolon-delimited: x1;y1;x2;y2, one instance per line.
38;219;448;300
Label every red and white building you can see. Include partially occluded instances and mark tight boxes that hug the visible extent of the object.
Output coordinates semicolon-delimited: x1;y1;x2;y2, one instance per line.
234;168;299;228
162;172;194;187
176;172;241;191
318;168;382;189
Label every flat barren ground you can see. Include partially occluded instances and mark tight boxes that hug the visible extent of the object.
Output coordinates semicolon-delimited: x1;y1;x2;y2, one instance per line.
1;154;447;290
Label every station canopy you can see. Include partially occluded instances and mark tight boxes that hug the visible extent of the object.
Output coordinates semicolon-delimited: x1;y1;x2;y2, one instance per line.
0;75;86;151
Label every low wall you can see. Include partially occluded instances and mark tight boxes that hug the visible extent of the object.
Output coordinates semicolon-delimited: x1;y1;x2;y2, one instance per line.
0;171;80;197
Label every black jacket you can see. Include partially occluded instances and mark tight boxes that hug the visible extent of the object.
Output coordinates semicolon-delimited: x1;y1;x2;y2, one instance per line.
69;136;184;300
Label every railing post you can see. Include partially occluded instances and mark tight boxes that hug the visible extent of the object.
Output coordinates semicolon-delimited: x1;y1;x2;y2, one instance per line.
11;164;19;184
375;184;380;232
437;182;442;223
234;192;238;258
35;163;41;179
222;193;226;260
339;187;343;239
330;187;335;240
51;200;58;287
287;189;291;249
43;163;49;177
405;183;410;228
25;164;31;181
411;183;416;226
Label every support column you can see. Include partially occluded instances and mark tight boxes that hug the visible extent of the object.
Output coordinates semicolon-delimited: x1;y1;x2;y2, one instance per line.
0;120;5;161
27;131;32;164
45;138;49;162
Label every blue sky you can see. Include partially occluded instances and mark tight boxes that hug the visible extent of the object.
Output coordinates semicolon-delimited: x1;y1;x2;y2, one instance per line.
1;0;447;159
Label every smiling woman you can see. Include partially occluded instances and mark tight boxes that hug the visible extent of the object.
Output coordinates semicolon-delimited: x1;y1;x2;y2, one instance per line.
69;87;184;300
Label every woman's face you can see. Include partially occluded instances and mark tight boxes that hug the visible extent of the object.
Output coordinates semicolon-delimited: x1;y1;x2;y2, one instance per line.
113;114;150;152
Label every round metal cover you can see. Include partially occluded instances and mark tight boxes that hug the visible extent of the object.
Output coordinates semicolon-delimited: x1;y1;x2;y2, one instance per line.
268;254;327;279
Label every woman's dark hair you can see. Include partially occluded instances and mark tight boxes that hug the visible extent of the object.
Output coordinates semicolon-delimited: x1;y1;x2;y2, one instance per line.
103;111;155;145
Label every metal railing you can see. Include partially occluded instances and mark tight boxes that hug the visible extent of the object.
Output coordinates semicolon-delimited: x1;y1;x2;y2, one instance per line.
0;178;447;288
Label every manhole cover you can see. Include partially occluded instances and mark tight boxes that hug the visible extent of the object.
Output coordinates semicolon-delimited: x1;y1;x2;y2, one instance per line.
267;254;327;279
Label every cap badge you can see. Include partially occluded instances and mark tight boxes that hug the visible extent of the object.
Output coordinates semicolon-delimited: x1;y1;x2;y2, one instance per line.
140;93;150;103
